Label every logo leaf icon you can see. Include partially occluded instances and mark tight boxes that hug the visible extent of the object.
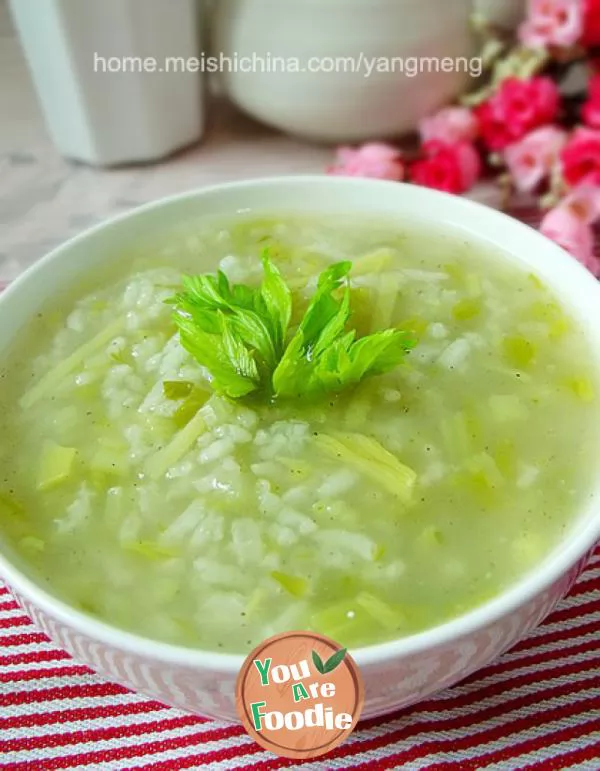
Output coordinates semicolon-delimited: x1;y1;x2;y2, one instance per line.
323;647;347;673
312;649;325;675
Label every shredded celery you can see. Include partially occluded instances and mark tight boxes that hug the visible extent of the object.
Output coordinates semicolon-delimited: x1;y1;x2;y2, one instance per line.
528;272;545;290
172;388;211;428
105;486;124;525
21;318;123;409
371;274;400;332
440;412;471;457
314;431;416;503
90;446;128;476
466;451;504;490
397;316;428;341
163;380;194;400
512;533;545;566
19;536;45;553
271;570;309;597
356;591;404;631
145;408;208;480
245;587;266;619
278;456;312;479
344;389;372;429
123;541;177;560
0;491;25;518
465;273;481;297
418;525;444;547
37;442;77;491
493;439;516;479
489;394;528;422
311;600;366;640
352;247;394;276
452;298;481;321
502;335;536;369
563;376;595;403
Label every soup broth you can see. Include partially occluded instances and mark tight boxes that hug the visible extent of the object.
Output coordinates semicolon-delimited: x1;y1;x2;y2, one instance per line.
0;214;598;653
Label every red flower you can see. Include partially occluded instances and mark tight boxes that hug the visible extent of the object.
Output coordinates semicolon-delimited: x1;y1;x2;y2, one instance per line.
582;73;600;128
410;141;481;194
560;127;600;186
582;0;600;46
476;77;560;151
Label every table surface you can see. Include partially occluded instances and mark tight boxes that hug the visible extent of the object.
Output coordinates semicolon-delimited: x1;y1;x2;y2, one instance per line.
1;4;599;771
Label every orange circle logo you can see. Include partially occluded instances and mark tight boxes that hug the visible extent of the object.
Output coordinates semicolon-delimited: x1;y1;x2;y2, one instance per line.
235;630;364;759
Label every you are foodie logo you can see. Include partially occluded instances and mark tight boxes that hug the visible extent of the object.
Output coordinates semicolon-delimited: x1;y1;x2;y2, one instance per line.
236;630;364;759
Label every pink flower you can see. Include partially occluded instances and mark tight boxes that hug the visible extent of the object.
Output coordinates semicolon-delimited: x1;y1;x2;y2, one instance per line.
477;77;560;151
583;0;600;46
410;140;481;194
560;126;600;186
518;0;583;48
419;107;479;145
561;183;600;223
582;73;600;128
504;126;567;192
327;143;404;181
540;205;600;274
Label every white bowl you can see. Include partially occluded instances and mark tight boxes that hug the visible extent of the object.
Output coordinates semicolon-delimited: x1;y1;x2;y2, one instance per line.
0;177;599;722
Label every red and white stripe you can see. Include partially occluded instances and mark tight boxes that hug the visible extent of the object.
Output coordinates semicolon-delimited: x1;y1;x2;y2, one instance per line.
1;229;599;769
0;545;598;769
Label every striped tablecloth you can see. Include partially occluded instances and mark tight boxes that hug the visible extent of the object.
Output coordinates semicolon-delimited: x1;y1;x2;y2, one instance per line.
1;211;600;770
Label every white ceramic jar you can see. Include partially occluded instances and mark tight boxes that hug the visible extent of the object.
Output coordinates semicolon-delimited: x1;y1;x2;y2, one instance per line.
212;0;524;143
9;0;205;166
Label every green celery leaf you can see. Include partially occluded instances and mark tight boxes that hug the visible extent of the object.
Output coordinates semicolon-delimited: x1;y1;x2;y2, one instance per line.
260;250;292;355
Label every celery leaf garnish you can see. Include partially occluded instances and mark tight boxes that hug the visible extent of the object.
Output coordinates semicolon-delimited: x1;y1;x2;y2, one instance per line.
168;252;415;401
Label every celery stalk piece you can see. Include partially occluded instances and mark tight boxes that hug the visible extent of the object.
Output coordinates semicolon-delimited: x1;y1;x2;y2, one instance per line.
452;298;481;321
123;540;177;561
440;412;471;458
371;274;399;332
466;451;504;489
356;591;404;631
0;491;25;518
19;536;45;553
344;381;373;429
489;394;528;422
245;587;266;620
90;446;128;476
20;318;123;410
352;248;394;277
418;525;444;547
314;431;416;503
278;456;312;480
311;600;366;641
502;335;536;369
37;442;77;491
162;380;194;400
145;409;207;480
271;571;309;598
563;376;595;403
465;273;481;297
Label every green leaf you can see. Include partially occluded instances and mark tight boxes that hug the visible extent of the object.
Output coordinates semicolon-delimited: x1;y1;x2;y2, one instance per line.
312;649;325;675
169;256;416;403
323;647;347;673
260;250;292;355
175;314;258;398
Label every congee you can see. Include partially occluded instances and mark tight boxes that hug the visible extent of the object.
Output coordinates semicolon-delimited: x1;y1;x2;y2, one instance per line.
0;214;598;653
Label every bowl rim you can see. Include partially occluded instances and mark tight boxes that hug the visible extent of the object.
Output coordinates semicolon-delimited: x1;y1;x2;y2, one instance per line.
1;174;599;672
